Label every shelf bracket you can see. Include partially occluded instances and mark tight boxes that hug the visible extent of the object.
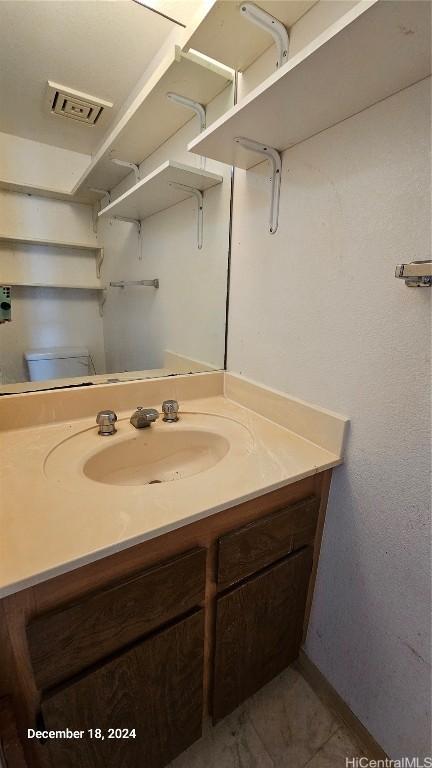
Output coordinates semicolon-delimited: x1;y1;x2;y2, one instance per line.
113;216;143;260
166;93;206;132
169;183;203;250
239;2;289;69
166;93;206;168
98;289;107;318
111;159;141;182
113;216;142;236
90;188;111;205
96;247;104;279
234;137;282;234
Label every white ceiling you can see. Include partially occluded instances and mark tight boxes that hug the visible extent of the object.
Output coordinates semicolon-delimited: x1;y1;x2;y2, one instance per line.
0;0;182;153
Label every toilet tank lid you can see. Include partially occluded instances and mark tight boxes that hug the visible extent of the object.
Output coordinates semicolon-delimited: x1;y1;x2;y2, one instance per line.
25;346;89;361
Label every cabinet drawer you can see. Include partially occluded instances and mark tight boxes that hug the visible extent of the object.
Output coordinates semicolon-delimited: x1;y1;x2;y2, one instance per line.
27;547;206;690
41;610;204;768
217;496;319;587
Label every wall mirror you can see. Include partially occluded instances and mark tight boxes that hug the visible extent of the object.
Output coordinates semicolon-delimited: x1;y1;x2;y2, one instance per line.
0;0;234;395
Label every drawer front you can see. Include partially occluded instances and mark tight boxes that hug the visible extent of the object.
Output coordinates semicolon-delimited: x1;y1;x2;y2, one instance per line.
217;496;319;587
27;547;206;690
41;610;204;768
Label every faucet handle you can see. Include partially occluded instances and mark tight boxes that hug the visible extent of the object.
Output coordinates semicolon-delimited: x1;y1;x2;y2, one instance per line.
162;399;179;422
130;407;159;429
96;409;117;436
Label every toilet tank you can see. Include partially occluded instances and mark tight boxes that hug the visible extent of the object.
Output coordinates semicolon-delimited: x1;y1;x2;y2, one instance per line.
25;347;90;381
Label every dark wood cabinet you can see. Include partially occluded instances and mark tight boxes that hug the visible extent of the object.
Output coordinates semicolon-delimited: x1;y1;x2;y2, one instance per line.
0;473;331;768
41;610;204;768
212;547;313;722
28;548;206;690
217;496;319;588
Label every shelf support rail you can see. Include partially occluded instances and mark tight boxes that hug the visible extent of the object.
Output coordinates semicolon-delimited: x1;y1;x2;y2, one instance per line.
234;137;282;234
169;183;203;250
239;3;289;69
166;93;206;168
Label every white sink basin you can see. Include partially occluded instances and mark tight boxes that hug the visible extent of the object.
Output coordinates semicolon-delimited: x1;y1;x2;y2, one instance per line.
44;413;253;488
83;429;229;486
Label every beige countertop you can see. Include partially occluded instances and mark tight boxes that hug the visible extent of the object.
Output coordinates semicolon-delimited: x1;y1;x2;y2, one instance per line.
0;373;348;598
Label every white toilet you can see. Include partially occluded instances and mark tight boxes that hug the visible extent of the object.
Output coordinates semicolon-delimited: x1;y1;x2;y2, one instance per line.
24;346;90;381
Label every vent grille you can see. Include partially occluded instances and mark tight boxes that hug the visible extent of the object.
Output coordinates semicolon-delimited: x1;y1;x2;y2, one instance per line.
47;81;113;126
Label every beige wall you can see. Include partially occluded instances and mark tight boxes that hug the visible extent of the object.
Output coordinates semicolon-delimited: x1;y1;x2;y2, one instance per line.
227;76;431;759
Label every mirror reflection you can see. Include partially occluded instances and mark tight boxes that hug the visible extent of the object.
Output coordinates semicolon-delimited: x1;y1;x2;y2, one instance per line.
0;0;234;394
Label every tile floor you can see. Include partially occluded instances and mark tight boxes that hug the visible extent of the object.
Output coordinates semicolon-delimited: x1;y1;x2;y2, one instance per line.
170;666;365;768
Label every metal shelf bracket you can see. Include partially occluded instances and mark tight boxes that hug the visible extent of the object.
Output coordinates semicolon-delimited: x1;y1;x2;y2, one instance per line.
166;92;206;132
167;92;206;168
239;2;289;69
235;137;282;234
112;217;143;260
111;159;141;183
90;188;111;204
96;248;104;279
99;289;107;317
169;183;203;250
113;216;142;236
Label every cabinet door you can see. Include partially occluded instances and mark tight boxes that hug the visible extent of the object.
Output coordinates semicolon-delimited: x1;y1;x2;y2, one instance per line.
213;548;313;722
41;610;204;768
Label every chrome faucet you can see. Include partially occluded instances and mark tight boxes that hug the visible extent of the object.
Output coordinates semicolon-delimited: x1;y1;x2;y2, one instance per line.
130;406;159;429
162;400;179;422
96;409;117;436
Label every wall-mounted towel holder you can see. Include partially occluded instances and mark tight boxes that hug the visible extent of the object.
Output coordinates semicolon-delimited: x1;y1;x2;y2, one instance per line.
395;260;432;287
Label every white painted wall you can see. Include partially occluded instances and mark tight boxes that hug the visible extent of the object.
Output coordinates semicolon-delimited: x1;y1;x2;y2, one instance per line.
227;79;431;758
99;86;232;372
0;190;105;383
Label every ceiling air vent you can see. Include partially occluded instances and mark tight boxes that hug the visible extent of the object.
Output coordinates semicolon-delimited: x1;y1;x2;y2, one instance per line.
46;81;113;126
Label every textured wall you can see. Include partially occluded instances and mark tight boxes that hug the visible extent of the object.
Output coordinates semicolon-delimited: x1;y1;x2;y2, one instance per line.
227;79;431;758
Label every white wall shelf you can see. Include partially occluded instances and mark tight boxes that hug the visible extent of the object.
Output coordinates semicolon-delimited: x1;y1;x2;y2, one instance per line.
188;1;431;169
0;234;104;278
98;160;222;221
0;234;99;252
72;47;232;198
186;0;315;72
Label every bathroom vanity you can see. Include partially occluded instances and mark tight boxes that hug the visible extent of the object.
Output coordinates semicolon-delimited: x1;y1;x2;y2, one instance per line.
0;371;348;768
